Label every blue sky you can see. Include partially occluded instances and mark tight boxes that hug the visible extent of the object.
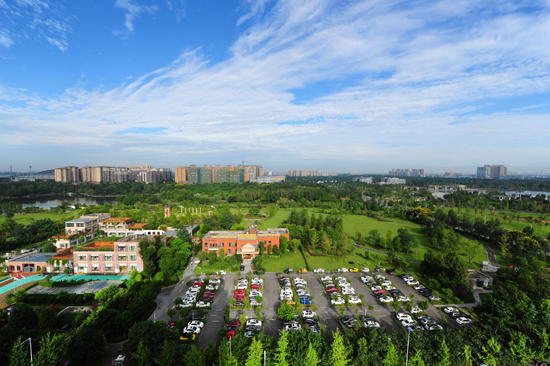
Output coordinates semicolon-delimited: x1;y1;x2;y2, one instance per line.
1;0;550;174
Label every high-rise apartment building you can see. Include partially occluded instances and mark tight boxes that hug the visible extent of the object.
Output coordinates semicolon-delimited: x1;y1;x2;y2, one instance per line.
389;169;425;177
480;165;507;179
477;166;490;179
175;164;263;184
55;166;171;183
287;170;319;177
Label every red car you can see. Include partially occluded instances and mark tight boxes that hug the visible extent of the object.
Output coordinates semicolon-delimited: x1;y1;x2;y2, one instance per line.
251;284;262;289
193;282;203;287
204;291;216;295
202;293;214;298
234;289;245;293
227;320;241;327
373;289;386;294
227;331;236;338
326;287;338;292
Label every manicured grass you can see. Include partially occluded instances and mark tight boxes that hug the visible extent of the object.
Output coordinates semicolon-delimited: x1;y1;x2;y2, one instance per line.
256;210;291;230
263;252;307;272
194;259;240;276
0;210;82;225
304;248;378;272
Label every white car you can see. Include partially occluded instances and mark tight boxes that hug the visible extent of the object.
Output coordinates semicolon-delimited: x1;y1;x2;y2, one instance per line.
218;270;226;275
348;297;362;304
188;320;204;328
370;286;382;291
280;296;293;301
235;285;247;290
381;280;392;287
252;278;263;283
364;320;380;328
397;296;410;302
184;325;201;334
410;307;423;314
188;287;200;293
321;276;332;282
181;301;194;307
205;285;217;291
402;319;416;327
402;276;413;282
374;275;385;281
406;280;419;286
196;301;210;307
247;319;262;327
244;331;255;338
302;310;316;318
331;298;346;305
250;290;262;297
294;279;307;285
384;286;396;291
209;279;221;284
342;287;356;295
426;325;444;330
380;296;394;303
296;291;310;297
313;268;325;273
396;313;412;321
443;307;459;314
339;268;349;273
284;324;302;331
456;317;471;325
361;268;370;273
413;284;425;290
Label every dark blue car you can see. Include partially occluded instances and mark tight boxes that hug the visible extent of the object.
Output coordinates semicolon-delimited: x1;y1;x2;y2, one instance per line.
300;298;312;305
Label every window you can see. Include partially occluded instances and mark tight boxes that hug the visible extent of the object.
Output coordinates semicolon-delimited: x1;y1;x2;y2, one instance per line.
130;255;137;261
228;249;232;254
268;241;271;244
91;265;99;271
36;266;41;271
129;245;136;252
78;255;87;261
105;264;113;271
105;255;112;261
118;245;126;251
130;264;138;271
118;255;127;261
228;243;232;247
78;264;87;272
91;255;99;261
221;242;225;248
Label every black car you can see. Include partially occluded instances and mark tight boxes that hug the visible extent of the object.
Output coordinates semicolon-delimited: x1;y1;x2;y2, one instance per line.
227;325;239;332
304;318;319;325
386;269;395;275
283;268;294;274
240;265;245;271
234;301;245;307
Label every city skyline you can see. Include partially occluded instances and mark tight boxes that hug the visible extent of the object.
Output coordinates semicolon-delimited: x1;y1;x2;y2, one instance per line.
1;1;550;172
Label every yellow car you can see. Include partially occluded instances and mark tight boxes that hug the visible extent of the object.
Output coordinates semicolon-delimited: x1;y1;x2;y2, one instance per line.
286;300;296;305
180;333;196;341
298;268;308;273
350;268;359;273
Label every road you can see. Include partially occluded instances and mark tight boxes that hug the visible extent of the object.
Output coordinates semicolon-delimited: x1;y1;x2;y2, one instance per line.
198;274;235;347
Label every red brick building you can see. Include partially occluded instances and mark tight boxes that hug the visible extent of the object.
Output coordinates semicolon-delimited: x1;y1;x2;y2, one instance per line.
202;225;289;259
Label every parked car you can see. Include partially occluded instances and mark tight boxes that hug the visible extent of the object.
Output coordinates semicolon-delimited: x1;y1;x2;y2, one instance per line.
300;298;313;305
350;268;359;272
386;269;395;275
402;319;416;327
443;307;459;313
396;313;412;321
338;268;349;273
240;265;245;271
313;268;325;273
361;268;370;273
227;330;236;338
410;307;423;313
283;268;294;274
188;321;204;328
196;301;210;308
456;317;472;325
227;320;241;327
181;332;196;341
331;298;346;305
184;325;201;334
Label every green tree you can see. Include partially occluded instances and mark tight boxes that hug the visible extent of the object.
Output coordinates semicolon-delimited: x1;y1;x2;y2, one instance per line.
464;240;483;263
304;342;318;366
35;333;69;366
357;338;369;365
278;304;295;322
9;303;38;329
509;331;534;366
482;337;501;366
273;330;289;366
42;242;57;252
154;340;183;366
331;329;349;366
435;339;450;366
67;327;106;365
183;345;206;365
383;341;400;366
461;344;472;366
408;349;425;366
167;308;176;320
132;340;152;366
280;235;288;253
39;307;57;329
246;338;263;366
9;336;31;366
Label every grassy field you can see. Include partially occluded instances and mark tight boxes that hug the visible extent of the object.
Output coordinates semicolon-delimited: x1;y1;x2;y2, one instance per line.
194;259;240;276
0;210;83;225
263;252;307;272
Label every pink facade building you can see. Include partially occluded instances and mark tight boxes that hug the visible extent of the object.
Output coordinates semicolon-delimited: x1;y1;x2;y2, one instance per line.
73;236;144;274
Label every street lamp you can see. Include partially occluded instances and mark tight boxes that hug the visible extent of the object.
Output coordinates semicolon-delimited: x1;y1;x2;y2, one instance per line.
16;337;33;365
405;328;419;366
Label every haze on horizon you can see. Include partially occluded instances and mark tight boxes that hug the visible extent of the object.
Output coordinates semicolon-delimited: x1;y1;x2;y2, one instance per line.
0;0;549;174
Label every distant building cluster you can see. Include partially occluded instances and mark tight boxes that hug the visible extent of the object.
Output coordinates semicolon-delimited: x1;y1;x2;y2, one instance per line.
175;165;264;184
389;168;425;177
287;170;319;177
379;177;406;184
352;177;373;183
55;165;171;184
476;165;507;179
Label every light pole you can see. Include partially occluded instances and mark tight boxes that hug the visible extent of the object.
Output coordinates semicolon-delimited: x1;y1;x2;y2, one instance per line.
405;327;419;366
16;337;33;365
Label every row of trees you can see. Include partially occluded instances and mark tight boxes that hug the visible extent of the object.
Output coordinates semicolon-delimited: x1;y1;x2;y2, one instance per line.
0;217;64;252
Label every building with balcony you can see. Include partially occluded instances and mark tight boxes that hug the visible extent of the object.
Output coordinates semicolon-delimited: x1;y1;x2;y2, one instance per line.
6;249;73;276
99;217;164;237
202;225;290;259
73;236;144;274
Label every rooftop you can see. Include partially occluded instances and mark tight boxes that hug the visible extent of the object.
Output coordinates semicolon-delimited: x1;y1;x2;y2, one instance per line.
468;269;493;279
10;252;57;263
66;217;98;224
101;217;134;224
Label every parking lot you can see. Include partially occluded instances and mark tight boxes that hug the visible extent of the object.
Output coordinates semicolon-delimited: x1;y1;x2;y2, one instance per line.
198;274;235;347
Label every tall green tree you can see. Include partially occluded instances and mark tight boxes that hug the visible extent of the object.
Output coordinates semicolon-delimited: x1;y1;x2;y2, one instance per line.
408;349;425;366
183;345;205;365
35;333;69;366
246;339;263;366
304;342;318;366
509;331;534;366
9;337;31;366
482;337;501;366
461;344;472;366
273;330;289;366
38;307;57;329
383;341;400;366
330;329;349;366
154;340;182;366
434;339;450;366
132;340;152;366
357;338;369;365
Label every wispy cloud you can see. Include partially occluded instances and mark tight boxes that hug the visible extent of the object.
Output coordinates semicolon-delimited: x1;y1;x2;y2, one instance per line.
1;0;550;171
237;0;273;26
510;103;547;111
0;31;13;48
113;0;158;37
166;0;186;21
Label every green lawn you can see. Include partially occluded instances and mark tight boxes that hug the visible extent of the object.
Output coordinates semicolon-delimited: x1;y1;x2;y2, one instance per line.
263;252;306;272
194;259;240;276
305;247;380;272
0;210;83;225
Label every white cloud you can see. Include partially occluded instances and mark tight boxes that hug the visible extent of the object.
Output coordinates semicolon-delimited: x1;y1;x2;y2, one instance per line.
0;31;13;47
237;0;273;26
113;0;158;37
2;0;550;172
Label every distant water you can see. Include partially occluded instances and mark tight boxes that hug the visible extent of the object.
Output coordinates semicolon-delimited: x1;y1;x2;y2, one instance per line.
3;195;118;210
